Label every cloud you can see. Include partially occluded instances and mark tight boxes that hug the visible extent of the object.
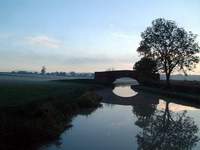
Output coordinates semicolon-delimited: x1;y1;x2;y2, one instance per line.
26;35;62;49
59;54;134;66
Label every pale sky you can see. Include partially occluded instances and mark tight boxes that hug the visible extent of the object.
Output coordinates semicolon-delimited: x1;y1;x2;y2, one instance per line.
0;0;200;73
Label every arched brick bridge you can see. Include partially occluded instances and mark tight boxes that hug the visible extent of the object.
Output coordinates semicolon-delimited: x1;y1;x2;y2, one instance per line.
94;70;138;83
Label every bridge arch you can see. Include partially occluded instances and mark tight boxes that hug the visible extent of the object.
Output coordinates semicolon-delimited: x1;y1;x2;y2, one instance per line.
94;70;139;83
113;77;139;85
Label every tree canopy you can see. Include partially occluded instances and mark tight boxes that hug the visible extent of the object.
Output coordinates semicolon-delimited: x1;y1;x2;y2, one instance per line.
137;18;200;85
134;57;159;82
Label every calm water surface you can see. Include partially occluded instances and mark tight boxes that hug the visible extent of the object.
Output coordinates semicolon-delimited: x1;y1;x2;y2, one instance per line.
40;84;200;150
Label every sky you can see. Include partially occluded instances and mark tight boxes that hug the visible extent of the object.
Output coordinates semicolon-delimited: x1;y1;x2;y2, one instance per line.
0;0;200;73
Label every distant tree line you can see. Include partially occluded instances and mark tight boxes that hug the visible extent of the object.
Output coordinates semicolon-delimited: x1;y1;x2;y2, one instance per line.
11;70;94;78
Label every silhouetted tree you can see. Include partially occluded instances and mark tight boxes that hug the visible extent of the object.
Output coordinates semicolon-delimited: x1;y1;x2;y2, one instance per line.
134;57;159;82
69;71;76;77
137;18;200;86
41;66;46;75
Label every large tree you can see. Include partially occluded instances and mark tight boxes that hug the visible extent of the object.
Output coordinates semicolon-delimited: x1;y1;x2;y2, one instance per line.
137;18;200;86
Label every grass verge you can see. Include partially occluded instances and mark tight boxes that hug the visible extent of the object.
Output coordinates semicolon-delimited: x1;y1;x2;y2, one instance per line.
133;85;200;103
0;79;104;150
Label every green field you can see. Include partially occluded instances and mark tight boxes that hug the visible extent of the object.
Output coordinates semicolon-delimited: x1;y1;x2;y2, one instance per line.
0;79;101;107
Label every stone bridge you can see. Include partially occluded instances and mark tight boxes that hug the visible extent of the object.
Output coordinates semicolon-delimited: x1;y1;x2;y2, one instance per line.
94;70;138;83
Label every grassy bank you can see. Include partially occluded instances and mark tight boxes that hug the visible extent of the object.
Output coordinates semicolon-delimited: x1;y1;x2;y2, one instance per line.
134;80;200;103
0;79;105;107
0;79;104;150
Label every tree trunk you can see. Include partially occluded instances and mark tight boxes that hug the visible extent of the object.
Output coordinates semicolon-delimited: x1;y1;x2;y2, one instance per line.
166;73;170;88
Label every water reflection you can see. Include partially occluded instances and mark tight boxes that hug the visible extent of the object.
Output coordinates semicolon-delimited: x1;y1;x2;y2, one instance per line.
113;84;200;149
41;85;200;150
113;77;139;98
113;85;138;97
158;99;198;112
133;104;156;128
133;102;199;150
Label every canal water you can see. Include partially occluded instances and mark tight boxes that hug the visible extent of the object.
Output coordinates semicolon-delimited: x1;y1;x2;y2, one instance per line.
40;79;200;150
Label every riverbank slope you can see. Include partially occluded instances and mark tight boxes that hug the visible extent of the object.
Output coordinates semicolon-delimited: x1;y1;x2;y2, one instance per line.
0;79;103;150
133;80;200;103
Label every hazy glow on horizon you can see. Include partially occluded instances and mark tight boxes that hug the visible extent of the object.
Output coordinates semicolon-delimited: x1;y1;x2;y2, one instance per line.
0;0;200;73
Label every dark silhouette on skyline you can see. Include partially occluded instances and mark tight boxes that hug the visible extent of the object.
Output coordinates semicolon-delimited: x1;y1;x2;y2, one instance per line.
95;70;160;84
134;57;159;82
137;18;200;86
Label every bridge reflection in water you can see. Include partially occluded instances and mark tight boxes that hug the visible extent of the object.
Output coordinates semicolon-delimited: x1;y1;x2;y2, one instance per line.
97;79;200;150
42;77;200;150
97;77;159;106
113;77;139;98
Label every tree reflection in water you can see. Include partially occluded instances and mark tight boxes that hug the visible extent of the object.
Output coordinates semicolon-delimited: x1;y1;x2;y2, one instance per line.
133;102;199;150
